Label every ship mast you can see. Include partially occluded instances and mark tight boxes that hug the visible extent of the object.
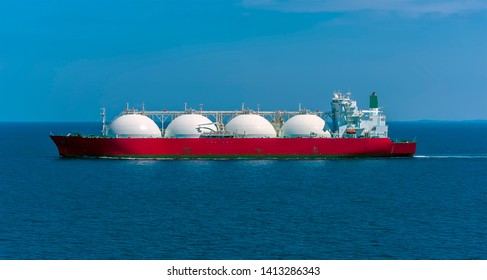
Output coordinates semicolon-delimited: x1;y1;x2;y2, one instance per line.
101;108;107;137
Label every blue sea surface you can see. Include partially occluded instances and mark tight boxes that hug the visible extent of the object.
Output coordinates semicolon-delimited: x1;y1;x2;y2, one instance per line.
0;121;486;259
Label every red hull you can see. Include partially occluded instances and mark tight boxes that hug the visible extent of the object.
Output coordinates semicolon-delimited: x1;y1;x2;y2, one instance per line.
50;136;416;159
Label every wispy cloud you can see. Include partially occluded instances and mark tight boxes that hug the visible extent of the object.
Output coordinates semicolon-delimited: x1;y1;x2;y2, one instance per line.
242;0;487;15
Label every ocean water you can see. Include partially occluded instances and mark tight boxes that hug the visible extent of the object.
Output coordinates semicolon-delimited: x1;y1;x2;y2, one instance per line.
0;121;486;260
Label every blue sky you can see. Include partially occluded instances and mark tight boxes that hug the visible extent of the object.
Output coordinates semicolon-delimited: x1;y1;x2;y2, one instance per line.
0;0;486;121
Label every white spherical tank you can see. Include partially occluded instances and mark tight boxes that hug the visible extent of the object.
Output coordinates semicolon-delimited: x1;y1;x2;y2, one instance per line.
108;114;161;138
225;114;277;138
164;114;217;138
281;114;331;138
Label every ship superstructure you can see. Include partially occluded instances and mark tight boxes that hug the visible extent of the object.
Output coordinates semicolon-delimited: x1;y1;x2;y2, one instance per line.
331;91;388;138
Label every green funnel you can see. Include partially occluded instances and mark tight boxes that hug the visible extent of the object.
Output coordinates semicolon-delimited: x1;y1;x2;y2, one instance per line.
370;92;378;109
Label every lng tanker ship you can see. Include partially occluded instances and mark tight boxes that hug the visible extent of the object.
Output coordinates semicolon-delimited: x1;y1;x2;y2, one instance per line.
50;92;416;158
